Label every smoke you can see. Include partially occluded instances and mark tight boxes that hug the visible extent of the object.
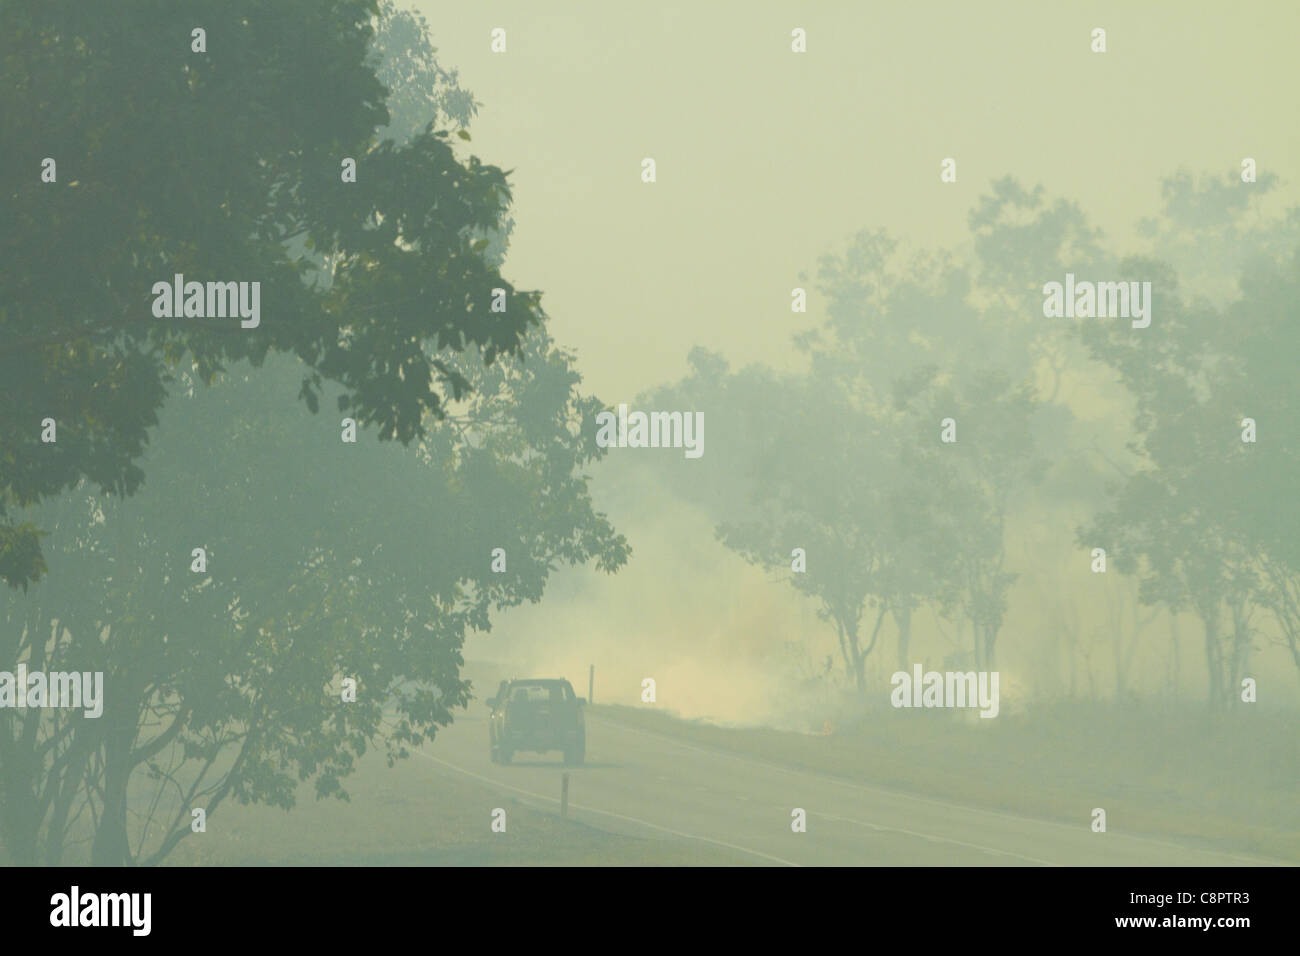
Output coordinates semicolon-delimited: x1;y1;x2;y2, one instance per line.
473;461;833;727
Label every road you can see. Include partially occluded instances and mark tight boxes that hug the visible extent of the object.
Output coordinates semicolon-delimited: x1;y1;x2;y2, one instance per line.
413;709;1283;866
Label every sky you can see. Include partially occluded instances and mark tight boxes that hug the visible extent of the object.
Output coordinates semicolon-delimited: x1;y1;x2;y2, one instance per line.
415;0;1300;401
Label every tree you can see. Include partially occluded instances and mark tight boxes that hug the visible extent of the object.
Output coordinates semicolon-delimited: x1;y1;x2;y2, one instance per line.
887;367;1043;671
639;212;1050;688
1;331;627;865
803;226;1045;673
713;375;896;693
1076;250;1300;706
0;0;628;866
1;0;535;589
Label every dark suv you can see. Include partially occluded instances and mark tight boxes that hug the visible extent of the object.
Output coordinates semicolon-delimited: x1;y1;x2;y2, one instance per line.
487;678;585;765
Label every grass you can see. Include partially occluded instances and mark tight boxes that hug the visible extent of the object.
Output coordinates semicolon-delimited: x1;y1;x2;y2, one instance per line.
591;698;1300;863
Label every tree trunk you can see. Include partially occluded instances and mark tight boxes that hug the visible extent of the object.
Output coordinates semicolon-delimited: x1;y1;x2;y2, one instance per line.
91;720;136;866
894;604;912;671
833;617;854;688
1167;615;1181;699
846;624;865;694
45;740;93;866
983;623;1000;671
1199;606;1225;712
853;605;888;693
0;751;40;865
1229;601;1251;708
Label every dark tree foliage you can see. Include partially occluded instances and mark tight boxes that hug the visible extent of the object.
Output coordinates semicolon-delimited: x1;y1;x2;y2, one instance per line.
1;0;535;589
0;0;628;866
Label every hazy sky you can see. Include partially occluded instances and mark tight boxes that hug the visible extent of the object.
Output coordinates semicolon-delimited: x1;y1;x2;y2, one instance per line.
416;0;1300;400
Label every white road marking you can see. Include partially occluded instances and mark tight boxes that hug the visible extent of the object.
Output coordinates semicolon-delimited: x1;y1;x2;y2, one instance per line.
411;747;801;867
818;810;1059;866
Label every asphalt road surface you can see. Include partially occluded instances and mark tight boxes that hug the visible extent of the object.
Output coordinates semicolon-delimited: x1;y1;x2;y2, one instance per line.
414;710;1283;866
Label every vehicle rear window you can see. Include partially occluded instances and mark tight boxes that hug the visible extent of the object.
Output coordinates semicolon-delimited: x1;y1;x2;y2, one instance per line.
509;684;569;703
